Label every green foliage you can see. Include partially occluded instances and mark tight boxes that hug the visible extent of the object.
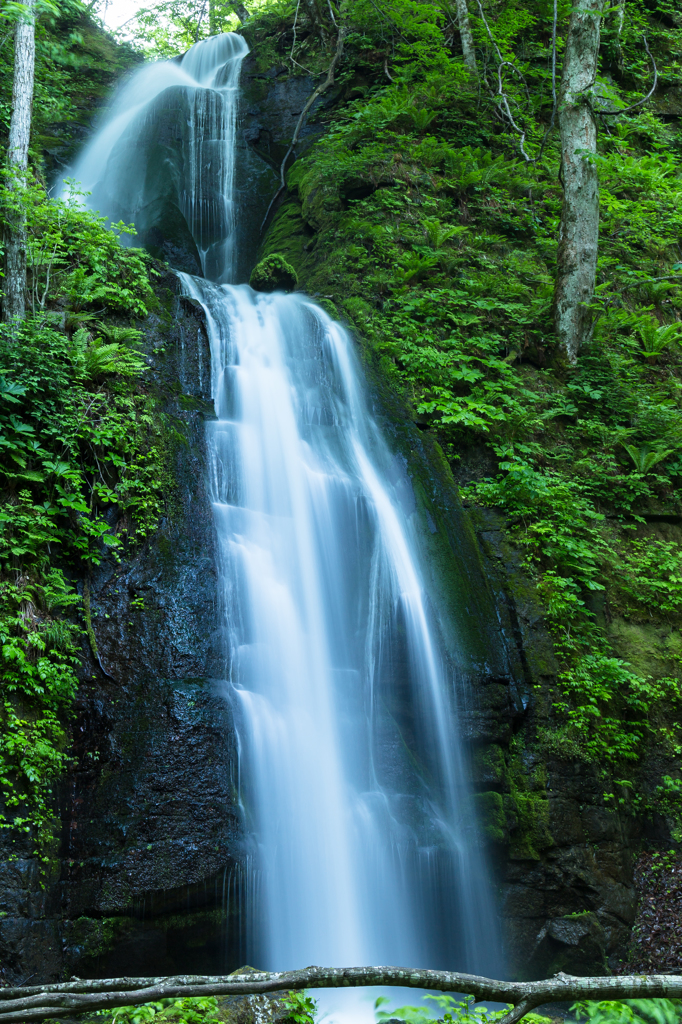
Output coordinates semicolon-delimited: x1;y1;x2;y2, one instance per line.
0;177;165;859
573;1001;682;1024
374;997;682;1024
0;172;157;319
0;569;80;857
112;0;241;58
96;996;223;1024
374;995;552;1024
91;991;317;1024
281;991;318;1024
0;0;141;174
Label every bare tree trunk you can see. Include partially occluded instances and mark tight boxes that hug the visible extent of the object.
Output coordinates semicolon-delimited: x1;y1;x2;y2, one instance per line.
2;3;35;325
455;0;477;75
4;967;682;1024
553;0;605;364
208;0;219;34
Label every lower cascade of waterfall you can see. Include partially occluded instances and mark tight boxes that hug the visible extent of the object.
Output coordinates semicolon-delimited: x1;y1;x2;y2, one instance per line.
61;28;502;1011
180;276;500;982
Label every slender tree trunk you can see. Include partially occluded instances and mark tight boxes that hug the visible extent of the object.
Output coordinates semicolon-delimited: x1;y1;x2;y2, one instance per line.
553;0;605;364
208;0;219;34
455;0;477;75
2;3;35;324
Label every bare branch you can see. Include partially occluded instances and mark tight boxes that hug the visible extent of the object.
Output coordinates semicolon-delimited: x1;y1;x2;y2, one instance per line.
4;967;682;1024
474;0;531;160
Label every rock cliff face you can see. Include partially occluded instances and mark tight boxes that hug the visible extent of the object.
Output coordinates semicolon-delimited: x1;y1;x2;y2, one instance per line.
0;52;645;986
0;277;244;984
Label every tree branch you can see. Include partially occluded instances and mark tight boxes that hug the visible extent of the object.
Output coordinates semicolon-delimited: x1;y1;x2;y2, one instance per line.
4;967;682;1024
596;35;657;116
474;0;531;161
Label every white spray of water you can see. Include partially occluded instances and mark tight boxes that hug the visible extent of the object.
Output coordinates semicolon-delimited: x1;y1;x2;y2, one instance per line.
181;278;500;979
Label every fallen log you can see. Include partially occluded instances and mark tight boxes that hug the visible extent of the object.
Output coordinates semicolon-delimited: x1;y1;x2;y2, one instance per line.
1;966;682;1024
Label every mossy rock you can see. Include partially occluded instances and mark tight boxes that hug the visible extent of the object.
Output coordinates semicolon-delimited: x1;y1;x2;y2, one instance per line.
250;253;298;293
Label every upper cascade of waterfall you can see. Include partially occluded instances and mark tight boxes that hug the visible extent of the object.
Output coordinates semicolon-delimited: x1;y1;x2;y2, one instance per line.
60;32;248;282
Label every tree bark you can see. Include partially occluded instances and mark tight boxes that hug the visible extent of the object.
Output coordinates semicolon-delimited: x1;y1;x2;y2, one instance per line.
208;0;219;34
454;0;477;75
553;0;605;364
3;967;682;1024
2;2;35;324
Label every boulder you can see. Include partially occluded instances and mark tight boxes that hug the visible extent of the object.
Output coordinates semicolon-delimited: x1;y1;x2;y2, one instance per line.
249;253;298;292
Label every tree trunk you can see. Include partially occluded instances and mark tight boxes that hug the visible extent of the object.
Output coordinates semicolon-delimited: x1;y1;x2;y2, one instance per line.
208;0;219;34
2;3;35;325
553;0;605;364
455;0;477;75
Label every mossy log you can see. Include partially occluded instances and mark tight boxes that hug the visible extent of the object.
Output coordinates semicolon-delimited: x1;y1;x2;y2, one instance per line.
3;967;682;1024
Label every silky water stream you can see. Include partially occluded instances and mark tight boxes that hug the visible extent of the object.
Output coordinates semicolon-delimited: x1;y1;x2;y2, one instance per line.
63;31;502;1017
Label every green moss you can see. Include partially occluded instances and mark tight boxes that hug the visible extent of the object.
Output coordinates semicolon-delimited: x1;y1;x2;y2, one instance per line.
65;915;137;959
250;253;299;293
507;790;552;861
261;201;311;270
475;790;506;844
83;580;98;660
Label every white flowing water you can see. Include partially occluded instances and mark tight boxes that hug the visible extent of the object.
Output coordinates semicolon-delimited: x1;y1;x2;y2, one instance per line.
61;31;501;1002
60;32;248;281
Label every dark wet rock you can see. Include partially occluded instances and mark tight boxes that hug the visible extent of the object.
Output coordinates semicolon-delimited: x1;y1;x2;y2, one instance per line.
616;850;682;973
530;912;607;977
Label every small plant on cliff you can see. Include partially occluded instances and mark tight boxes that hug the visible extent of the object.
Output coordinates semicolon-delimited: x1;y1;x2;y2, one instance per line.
282;991;318;1024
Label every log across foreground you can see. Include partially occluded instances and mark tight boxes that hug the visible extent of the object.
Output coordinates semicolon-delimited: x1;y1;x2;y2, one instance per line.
1;967;682;1024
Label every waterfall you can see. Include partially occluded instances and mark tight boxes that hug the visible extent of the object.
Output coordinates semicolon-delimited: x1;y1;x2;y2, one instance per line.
61;30;502;999
61;32;248;281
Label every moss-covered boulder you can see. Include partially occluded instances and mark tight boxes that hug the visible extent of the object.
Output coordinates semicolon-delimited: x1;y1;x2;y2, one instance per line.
249;253;298;293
